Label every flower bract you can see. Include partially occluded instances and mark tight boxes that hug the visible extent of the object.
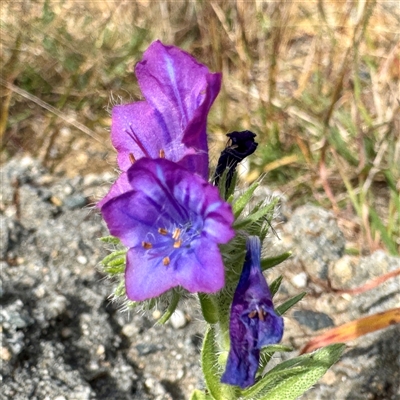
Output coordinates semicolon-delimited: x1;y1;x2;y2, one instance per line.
111;40;221;179
221;236;284;389
100;158;234;301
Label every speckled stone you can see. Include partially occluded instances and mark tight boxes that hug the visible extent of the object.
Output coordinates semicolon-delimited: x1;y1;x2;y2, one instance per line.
286;205;346;280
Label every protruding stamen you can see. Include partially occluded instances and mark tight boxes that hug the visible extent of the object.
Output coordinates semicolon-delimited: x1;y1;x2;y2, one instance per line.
159;149;165;158
158;228;168;235
258;309;265;321
142;241;152;249
129;153;136;164
173;240;182;248
248;310;257;319
172;228;181;240
163;256;170;266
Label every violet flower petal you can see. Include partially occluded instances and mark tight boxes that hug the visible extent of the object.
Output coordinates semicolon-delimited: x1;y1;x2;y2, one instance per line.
112;41;221;178
97;171;131;209
221;236;284;389
100;158;234;301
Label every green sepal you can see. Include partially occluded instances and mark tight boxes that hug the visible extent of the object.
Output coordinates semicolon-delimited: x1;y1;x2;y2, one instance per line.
114;280;126;297
157;290;181;325
104;256;126;273
199;293;219;324
269;275;283;297
261;251;292;271
100;249;127;267
232;180;259;218
201;326;238;400
189;389;214;400
234;198;278;230
241;344;345;400
276;292;306;316
201;326;224;400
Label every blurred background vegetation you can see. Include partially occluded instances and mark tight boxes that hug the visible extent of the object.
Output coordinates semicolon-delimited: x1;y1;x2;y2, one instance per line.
1;0;399;255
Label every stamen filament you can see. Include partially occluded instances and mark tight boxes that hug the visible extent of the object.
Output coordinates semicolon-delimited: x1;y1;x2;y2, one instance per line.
172;228;181;240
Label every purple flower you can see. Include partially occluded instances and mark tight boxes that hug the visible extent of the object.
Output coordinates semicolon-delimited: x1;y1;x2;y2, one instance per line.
100;157;234;301
111;40;221;179
221;236;284;389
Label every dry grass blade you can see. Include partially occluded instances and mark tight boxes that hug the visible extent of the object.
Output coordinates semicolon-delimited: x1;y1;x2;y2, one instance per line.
301;308;400;354
0;78;105;145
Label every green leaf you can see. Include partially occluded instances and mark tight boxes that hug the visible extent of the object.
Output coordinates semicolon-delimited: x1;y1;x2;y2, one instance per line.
157;291;181;325
189;389;214;400
103;256;125;274
217;168;229;200
261;251;292;271
201;326;223;400
242;344;345;400
258;344;294;376
368;207;398;255
199;293;219;324
100;249;127;267
276;292;306;316
233;180;259;218
269;276;283;297
99;235;121;245
226;171;238;200
234;198;277;230
261;344;293;354
328;126;358;166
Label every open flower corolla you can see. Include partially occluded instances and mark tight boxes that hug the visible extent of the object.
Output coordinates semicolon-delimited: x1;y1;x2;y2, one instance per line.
111;40;221;179
100;158;234;301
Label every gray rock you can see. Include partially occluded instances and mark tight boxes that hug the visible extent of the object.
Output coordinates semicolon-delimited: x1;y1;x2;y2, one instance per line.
286;205;346;280
292;309;335;331
63;193;88;210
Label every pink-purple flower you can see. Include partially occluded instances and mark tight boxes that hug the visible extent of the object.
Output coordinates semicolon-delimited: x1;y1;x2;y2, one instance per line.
221;236;284;389
98;41;234;301
101;158;234;301
111;40;221;180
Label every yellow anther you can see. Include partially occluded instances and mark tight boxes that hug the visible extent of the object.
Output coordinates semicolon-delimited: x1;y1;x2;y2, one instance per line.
129;153;136;164
173;240;182;248
258;309;266;321
158;228;168;235
248;310;257;319
163;256;170;266
159;149;165;158
142;241;152;249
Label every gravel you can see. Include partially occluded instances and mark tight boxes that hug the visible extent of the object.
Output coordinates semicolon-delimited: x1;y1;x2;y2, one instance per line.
1;156;399;399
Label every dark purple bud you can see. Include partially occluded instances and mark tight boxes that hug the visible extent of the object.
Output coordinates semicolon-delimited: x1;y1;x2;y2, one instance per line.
221;236;284;389
213;131;258;191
